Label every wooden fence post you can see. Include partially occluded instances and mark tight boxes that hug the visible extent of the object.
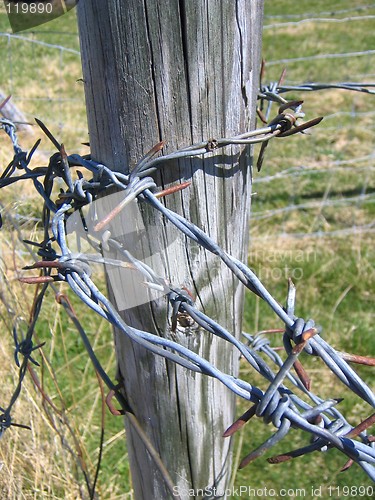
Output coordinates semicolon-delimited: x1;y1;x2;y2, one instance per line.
77;1;263;497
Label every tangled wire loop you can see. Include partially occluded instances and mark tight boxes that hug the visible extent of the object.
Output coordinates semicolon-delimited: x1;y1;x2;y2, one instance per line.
0;96;374;482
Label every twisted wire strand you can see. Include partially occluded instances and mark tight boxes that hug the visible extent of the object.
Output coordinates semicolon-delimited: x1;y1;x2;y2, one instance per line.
1;103;374;480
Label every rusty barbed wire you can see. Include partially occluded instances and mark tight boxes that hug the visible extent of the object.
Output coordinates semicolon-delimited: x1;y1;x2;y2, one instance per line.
0;208;183;500
0;95;374;486
0;275;47;439
257;61;375;124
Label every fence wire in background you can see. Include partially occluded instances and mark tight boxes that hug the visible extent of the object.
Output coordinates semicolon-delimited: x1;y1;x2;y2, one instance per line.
0;5;374;495
0;87;374;495
0;30;86;156
253;4;375;241
1;8;374;240
263;4;375;21
255;77;375;239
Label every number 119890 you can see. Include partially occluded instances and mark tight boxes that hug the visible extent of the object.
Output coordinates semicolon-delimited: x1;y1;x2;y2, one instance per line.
7;2;53;14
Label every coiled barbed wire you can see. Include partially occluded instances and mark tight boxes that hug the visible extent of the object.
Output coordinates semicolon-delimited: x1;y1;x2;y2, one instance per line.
0;96;374;483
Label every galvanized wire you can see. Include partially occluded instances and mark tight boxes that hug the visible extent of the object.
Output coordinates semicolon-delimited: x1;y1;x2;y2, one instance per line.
250;225;375;241
1;101;375;483
267;49;375;66
263;5;375;20
0;33;80;56
251;193;375;220
263;15;375;30
273;82;375;95
258;80;375;121
256;78;375;239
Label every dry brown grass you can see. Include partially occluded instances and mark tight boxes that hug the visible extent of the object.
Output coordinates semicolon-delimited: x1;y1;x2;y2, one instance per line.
0;210;133;498
0;272;83;498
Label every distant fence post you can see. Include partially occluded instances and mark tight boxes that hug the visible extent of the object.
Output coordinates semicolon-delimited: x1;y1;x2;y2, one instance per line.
77;1;263;497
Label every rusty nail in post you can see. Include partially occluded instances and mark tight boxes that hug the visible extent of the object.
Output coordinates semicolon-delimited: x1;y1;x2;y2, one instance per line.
223;404;257;437
106;387;125;416
155;181;191;199
206;139;219;151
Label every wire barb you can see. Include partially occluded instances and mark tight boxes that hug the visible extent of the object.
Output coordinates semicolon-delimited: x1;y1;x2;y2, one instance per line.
0;91;374;483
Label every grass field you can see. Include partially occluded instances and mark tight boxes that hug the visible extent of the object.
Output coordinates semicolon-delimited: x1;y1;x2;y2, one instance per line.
0;1;374;498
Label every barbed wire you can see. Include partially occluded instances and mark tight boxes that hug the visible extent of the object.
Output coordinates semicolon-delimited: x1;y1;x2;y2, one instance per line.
275;82;375;95
267;49;375;66
251;193;375;221
263;4;375;20
1;92;374;486
0;32;80;55
0;199;183;500
263;14;375;30
0;284;46;438
254;163;375;184
258;74;375;122
250;225;375;241
255;74;375;239
0;31;85;156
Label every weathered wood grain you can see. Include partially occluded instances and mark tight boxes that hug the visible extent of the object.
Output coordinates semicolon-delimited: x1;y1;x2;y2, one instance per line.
77;1;263;498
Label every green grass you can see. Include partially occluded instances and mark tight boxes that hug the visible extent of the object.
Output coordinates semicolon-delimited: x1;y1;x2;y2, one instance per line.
256;0;375;238
236;234;375;495
0;0;374;498
0;8;87;161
